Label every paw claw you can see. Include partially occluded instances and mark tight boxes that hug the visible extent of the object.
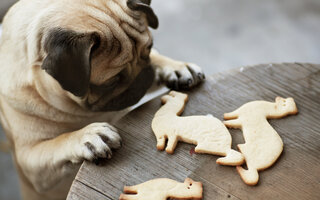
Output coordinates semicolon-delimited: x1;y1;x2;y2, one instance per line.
198;73;205;80
158;62;205;90
106;151;112;159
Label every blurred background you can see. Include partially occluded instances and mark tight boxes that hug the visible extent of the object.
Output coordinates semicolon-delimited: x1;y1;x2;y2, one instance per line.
0;0;320;199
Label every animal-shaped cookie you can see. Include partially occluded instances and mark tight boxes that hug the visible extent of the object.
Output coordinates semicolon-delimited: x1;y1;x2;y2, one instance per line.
224;97;298;185
151;91;244;166
119;178;203;200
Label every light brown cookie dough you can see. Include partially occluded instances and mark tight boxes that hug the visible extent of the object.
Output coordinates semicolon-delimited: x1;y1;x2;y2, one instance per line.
151;91;244;166
119;178;203;200
224;97;298;186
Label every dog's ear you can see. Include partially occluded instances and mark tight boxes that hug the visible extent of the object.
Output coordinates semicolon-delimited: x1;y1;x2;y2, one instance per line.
127;0;159;29
140;0;151;4
42;29;100;97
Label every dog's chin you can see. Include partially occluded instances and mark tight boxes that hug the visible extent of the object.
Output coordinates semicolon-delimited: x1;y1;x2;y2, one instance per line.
88;66;155;112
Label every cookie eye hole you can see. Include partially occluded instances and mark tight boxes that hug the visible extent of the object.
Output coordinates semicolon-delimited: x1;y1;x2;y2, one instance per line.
187;186;190;189
189;183;192;186
279;99;286;107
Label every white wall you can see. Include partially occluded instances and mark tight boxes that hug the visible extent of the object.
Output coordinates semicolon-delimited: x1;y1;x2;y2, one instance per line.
152;0;320;75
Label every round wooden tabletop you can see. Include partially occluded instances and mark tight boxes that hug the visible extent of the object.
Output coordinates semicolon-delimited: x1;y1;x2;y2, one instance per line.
67;63;320;200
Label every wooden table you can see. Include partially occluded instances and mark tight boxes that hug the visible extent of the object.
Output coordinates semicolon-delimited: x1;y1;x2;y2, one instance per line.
67;63;320;200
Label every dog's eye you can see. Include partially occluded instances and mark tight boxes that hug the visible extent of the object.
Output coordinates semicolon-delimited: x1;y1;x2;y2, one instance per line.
93;76;120;91
140;42;153;61
91;32;101;52
147;42;153;50
118;68;131;83
106;76;120;86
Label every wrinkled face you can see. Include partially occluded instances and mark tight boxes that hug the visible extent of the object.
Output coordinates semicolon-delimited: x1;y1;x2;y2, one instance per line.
41;0;158;111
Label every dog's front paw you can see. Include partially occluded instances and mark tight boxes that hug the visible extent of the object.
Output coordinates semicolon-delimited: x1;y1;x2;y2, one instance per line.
157;61;205;90
72;123;122;163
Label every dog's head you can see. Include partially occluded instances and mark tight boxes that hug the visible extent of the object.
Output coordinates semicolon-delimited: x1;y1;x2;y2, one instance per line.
40;0;158;111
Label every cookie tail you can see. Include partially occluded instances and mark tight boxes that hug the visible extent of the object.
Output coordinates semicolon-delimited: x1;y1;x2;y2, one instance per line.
236;166;259;186
216;149;244;166
119;194;138;200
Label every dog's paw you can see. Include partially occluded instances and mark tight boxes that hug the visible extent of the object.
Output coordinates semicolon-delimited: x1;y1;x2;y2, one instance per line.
157;61;205;90
72;123;122;163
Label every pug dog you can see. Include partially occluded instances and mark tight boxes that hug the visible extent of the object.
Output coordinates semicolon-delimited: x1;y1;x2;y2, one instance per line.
0;0;205;199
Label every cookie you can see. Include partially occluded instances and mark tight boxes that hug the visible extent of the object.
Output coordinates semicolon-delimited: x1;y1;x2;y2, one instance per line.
151;91;244;166
119;178;203;200
224;97;298;185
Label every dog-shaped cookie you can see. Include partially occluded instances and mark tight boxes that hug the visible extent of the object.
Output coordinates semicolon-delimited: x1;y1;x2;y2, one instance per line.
152;91;244;166
120;178;203;200
224;97;298;185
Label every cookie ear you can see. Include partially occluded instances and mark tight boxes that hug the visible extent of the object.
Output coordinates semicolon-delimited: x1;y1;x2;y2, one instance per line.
184;178;193;184
41;28;100;97
275;96;284;103
161;95;172;104
127;0;159;29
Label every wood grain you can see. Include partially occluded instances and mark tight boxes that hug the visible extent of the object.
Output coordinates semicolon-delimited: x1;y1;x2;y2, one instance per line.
67;63;320;200
67;179;109;200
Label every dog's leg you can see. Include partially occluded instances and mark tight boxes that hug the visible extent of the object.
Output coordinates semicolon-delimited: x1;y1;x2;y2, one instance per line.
150;49;205;90
223;119;242;129
123;185;139;194
119;194;139;200
15;122;122;193
165;135;178;154
156;135;166;150
224;110;240;120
